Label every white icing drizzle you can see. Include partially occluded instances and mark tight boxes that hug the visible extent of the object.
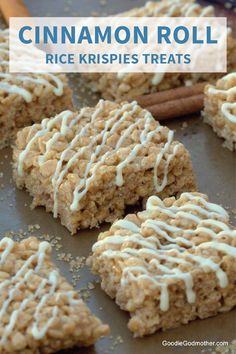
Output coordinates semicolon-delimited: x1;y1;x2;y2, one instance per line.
144;1;214;18
38;110;75;166
18;110;75;176
220;72;236;82
152;73;165;86
31;270;59;340
18;100;179;216
117;71;127;79
146;193;228;219
0;82;32;102
0;238;14;265
116;123;162;187
207;73;236;124
160;283;169;311
199;241;236;257
0;30;64;101
113;219;140;233
153;131;179;192
0;238;81;343
54;101;140;214
208;87;236;97
70;103;146;210
182;3;214;17
184;253;228;288
92;193;235;312
221;103;236;124
0;60;9;66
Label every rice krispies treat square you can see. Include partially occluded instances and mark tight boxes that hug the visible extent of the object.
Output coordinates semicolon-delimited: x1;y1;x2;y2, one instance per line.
0;29;73;149
84;0;236;101
13;100;196;234
203;73;236;151
0;236;109;353
87;192;236;337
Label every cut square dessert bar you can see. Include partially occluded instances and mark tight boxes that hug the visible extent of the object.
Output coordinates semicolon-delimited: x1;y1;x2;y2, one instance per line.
84;0;236;100
13;100;196;234
0;236;109;353
0;29;73;149
203;72;236;151
88;192;236;337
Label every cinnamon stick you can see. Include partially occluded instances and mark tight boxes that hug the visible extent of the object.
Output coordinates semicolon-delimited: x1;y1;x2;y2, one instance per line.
147;93;204;121
134;82;206;108
0;0;30;25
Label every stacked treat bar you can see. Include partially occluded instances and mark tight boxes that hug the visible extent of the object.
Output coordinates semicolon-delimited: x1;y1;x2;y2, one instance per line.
203;73;236;151
0;29;73;148
0;237;109;353
84;0;236;101
88;192;236;337
13;100;196;233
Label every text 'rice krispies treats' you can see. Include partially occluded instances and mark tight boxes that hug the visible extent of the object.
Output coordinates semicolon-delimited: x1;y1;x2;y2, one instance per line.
13;100;196;234
0;29;73;149
203;72;236;151
88;192;236;337
83;0;236;101
0;236;109;354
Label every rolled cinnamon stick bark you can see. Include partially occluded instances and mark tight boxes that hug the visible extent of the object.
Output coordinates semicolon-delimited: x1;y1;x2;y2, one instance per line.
147;93;204;120
134;82;206;108
0;0;30;25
